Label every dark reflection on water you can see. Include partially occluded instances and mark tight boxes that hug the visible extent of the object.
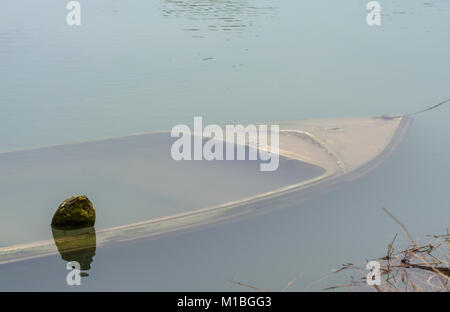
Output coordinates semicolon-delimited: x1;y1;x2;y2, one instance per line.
51;227;96;276
162;0;277;35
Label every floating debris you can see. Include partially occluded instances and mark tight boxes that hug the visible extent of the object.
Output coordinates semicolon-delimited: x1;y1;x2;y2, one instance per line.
326;208;450;292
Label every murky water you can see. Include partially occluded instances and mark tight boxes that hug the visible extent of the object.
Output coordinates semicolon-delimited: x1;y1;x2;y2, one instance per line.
0;0;450;290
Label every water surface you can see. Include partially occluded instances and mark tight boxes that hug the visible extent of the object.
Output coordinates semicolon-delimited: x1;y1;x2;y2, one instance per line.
1;0;450;291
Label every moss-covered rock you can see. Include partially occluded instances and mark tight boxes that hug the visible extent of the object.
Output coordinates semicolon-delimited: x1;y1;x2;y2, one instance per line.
51;195;96;228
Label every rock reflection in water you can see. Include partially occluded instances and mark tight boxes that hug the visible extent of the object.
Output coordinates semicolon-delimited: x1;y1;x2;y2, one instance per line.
51;227;96;277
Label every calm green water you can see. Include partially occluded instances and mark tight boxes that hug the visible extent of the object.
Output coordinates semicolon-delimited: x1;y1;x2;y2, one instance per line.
1;0;450;290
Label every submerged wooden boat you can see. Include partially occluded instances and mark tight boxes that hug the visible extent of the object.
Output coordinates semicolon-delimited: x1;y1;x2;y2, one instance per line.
0;115;412;265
